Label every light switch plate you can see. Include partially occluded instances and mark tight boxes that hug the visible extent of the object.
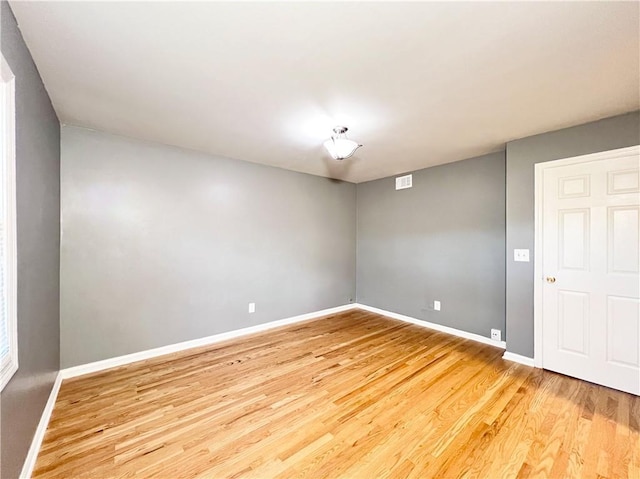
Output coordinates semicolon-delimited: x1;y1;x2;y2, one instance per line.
514;249;530;262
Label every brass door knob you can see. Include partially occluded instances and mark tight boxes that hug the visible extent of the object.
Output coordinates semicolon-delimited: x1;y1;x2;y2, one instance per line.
546;277;556;283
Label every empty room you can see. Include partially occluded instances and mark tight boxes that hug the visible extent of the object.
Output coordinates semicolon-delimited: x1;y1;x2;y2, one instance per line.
1;1;639;478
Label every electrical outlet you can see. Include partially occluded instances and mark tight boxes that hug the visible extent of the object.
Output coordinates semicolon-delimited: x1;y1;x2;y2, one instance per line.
491;329;501;341
514;249;530;262
433;300;441;311
248;302;255;313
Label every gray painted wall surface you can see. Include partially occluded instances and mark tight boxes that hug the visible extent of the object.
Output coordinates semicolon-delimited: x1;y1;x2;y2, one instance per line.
1;3;61;478
356;152;506;340
60;126;356;368
505;111;640;358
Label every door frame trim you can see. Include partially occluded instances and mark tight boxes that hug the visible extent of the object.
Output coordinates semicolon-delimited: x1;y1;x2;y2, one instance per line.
533;144;640;368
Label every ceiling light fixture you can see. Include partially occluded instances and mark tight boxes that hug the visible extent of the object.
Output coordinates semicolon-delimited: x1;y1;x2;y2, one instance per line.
323;126;362;160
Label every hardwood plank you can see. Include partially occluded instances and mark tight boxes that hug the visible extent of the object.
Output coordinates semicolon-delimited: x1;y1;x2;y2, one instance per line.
32;310;640;478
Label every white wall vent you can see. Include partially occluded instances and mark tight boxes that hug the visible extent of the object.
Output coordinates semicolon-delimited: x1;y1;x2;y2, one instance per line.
395;174;412;190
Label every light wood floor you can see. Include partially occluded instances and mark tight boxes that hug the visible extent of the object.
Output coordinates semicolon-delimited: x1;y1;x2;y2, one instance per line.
34;310;639;478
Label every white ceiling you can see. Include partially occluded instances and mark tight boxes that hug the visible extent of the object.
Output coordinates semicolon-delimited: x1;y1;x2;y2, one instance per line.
9;1;640;183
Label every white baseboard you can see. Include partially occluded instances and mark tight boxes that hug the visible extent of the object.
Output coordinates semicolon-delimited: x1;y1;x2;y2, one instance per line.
354;303;506;349
19;371;63;479
21;302;508;477
21;304;356;477
502;351;536;367
61;303;356;380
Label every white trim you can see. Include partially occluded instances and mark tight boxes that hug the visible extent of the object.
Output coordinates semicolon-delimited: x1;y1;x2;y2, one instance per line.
22;302;503;476
0;52;18;391
19;372;63;479
502;352;535;367
535;145;640;170
21;304;356;476
533;145;640;369
61;304;357;379
534;161;544;368
354;303;506;349
60;301;510;380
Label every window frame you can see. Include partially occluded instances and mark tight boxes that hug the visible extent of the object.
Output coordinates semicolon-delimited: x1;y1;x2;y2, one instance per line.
0;52;18;392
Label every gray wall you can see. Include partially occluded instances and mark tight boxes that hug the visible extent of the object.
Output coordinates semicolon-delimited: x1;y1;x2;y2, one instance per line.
356;152;506;340
60;126;356;368
0;3;61;478
505;111;640;357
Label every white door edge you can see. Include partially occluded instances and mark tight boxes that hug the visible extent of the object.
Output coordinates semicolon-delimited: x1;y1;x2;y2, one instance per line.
533;144;640;371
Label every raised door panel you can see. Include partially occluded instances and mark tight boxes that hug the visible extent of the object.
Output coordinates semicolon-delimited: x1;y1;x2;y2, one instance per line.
607;168;639;195
608;206;639;274
606;296;640;368
559;174;590;198
558;209;590;271
557;290;589;356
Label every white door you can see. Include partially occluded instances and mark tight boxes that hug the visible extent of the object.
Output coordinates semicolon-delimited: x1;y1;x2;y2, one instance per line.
541;146;640;395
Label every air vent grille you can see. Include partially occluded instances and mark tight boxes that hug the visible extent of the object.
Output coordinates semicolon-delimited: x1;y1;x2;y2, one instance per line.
395;174;412;190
